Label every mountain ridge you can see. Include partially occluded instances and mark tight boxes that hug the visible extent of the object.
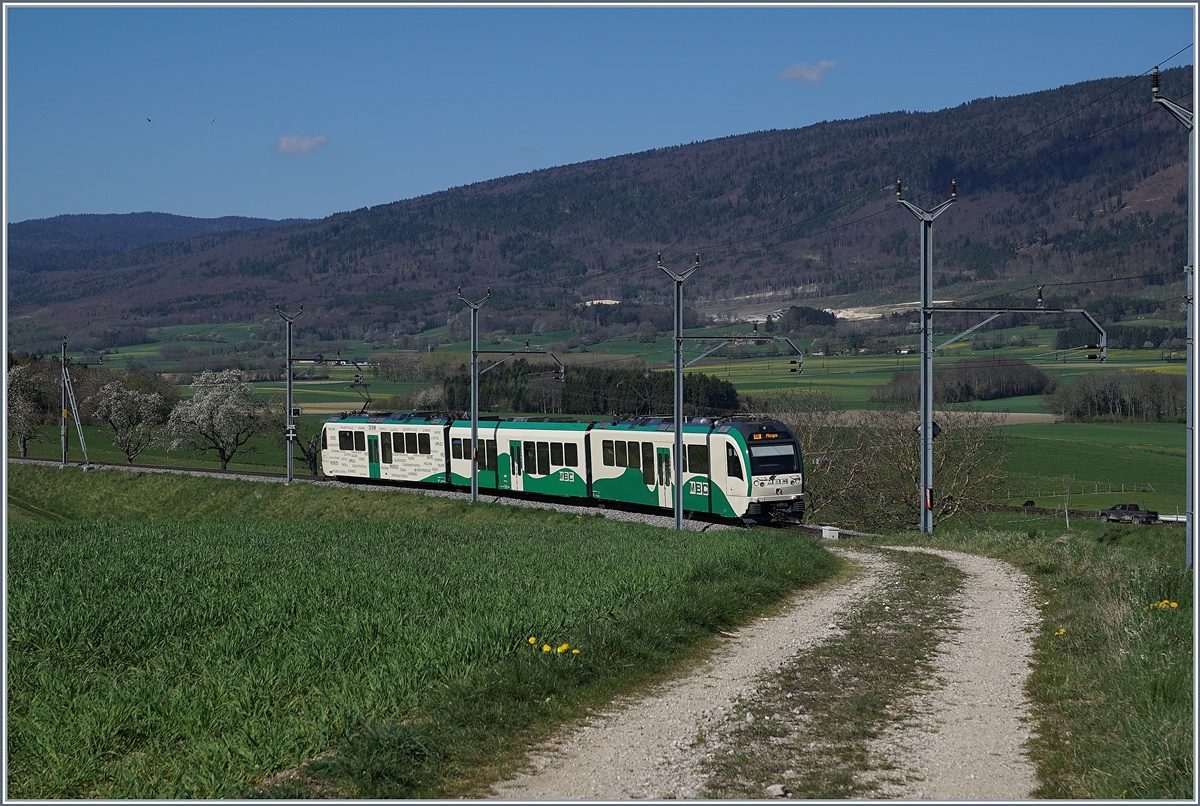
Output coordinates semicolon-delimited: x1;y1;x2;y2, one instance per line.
6;66;1191;352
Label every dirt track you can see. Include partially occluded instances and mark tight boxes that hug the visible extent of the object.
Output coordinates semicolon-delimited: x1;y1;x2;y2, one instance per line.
488;546;1040;800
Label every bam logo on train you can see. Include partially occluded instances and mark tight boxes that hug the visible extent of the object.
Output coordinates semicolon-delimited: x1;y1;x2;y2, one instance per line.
321;413;803;524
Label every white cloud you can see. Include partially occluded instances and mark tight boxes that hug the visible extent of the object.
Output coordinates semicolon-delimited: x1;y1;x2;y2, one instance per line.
275;134;328;154
780;60;839;85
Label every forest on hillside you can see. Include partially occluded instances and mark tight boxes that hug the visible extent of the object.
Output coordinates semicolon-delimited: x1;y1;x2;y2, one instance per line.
7;67;1191;358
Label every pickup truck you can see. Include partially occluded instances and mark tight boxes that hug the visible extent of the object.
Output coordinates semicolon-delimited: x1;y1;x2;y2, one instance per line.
1099;503;1158;524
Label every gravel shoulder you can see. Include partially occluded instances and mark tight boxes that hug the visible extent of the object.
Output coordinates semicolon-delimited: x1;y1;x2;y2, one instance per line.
488;546;1041;801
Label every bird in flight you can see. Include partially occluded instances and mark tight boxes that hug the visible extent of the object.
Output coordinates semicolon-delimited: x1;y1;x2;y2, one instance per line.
146;117;152;122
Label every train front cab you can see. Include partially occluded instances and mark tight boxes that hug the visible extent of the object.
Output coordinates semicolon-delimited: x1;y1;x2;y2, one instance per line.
717;420;804;524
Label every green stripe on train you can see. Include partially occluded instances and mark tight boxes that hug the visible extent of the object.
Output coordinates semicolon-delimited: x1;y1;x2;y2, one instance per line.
592;468;658;507
522;468;588;498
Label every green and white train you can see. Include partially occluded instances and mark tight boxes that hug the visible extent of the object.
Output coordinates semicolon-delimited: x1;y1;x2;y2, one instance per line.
320;413;805;524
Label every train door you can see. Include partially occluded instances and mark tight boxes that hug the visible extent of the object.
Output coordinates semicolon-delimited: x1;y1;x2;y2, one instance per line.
508;440;524;492
723;439;746;500
656;446;673;508
366;434;381;480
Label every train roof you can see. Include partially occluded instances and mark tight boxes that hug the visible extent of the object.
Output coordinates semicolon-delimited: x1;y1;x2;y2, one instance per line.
323;412;794;439
325;412;451;425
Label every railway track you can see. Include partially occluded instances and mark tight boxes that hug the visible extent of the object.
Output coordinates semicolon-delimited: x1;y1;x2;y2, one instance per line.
9;456;299;482
8;457;751;532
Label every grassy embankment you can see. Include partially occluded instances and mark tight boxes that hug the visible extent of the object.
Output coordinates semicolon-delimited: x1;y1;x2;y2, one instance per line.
6;464;838;799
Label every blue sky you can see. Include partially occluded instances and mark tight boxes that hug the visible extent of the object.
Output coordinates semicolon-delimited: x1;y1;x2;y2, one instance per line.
3;2;1194;224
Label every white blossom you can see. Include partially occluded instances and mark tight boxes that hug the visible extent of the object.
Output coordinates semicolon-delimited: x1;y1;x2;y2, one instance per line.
91;381;165;463
166;369;272;470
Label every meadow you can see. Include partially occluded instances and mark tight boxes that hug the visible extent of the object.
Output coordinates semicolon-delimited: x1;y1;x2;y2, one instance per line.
1001;421;1187;514
5;464;838;798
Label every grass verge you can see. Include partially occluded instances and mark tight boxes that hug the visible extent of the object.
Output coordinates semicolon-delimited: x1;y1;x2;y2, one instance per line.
855;518;1193;799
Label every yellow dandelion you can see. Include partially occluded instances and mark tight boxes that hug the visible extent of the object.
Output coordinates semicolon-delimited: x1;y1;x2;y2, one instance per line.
528;636;537;644
572;649;580;655
542;644;551;652
557;643;569;654
1170;602;1178;608
1054;628;1066;636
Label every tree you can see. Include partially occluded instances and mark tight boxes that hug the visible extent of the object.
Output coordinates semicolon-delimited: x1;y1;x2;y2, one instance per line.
758;390;1009;531
7;365;47;457
90;380;166;463
165;369;272;470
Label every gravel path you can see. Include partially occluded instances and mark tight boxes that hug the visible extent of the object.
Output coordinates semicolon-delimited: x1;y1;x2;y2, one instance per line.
488;546;1041;801
865;547;1040;800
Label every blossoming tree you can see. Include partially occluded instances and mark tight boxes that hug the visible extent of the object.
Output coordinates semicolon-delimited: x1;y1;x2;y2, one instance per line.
90;380;166;463
166;369;273;470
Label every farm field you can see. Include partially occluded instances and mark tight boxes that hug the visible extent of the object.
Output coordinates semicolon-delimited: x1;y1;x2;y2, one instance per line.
1001;422;1186;514
5;464;838;799
35;319;1189;517
4;466;1190;799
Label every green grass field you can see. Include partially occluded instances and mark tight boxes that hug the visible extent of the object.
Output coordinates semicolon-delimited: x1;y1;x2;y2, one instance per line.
1002;422;1186;514
6;466;1190;798
5;464;838;799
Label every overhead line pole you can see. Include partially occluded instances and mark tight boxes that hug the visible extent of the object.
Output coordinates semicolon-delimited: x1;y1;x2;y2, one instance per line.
1152;66;1195;570
659;252;700;532
59;337;89;467
276;304;303;484
458;286;490;504
896;179;956;535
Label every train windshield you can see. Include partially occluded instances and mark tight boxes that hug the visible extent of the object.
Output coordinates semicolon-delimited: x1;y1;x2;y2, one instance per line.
748;443;799;476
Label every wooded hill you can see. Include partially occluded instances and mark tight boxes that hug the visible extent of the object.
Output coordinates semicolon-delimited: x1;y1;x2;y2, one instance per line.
7;66;1191;354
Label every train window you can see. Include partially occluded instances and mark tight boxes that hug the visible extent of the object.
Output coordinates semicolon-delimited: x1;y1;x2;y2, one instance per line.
392;433;405;453
630;442;644;470
408;433;420;454
339;430;354;451
602;440;614;467
452;438;464;460
322;428;327;450
550;442;564;467
726;443;743;480
749;444;799;476
524;442;538;475
536;442;550;476
614;440;627;467
565;443;579;468
381;436;392;464
485;440;497;471
642;442;655;485
354;431;366;452
687;445;710;475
